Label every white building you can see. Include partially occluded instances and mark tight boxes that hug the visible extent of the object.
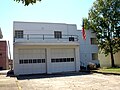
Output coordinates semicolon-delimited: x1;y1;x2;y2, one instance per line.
13;21;80;75
13;21;99;75
76;30;99;68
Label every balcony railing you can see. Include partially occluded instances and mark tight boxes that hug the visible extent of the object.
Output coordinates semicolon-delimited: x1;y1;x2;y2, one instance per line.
14;34;79;43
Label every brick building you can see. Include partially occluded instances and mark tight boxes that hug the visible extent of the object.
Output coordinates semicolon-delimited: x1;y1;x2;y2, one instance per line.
0;40;9;70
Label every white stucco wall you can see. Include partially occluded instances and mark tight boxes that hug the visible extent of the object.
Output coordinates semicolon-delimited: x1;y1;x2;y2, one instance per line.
99;51;120;67
76;30;99;67
13;21;78;43
13;21;77;36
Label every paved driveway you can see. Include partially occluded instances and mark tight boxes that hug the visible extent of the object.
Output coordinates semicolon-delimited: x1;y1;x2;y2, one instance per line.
0;72;120;90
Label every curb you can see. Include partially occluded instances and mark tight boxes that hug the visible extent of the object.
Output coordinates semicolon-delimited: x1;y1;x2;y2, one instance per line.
0;73;7;75
90;71;120;75
79;70;120;75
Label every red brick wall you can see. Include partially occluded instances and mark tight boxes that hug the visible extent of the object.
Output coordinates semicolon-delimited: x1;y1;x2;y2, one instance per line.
0;41;8;70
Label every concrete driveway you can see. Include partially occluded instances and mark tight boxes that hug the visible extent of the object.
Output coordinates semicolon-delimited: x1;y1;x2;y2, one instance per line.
0;72;120;90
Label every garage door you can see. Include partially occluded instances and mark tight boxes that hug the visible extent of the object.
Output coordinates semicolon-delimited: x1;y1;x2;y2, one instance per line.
18;49;46;74
51;48;75;73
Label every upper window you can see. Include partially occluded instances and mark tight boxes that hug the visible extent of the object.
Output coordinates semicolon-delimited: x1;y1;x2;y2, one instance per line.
15;30;23;38
91;38;97;45
54;31;62;39
92;53;98;60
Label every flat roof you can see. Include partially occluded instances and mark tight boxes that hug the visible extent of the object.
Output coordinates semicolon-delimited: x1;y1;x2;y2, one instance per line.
13;21;77;26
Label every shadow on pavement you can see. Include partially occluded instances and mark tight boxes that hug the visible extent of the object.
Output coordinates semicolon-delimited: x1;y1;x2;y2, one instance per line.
7;70;15;77
10;71;92;80
6;70;120;80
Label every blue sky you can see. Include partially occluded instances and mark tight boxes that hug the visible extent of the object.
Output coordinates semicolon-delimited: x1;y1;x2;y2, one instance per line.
0;0;95;58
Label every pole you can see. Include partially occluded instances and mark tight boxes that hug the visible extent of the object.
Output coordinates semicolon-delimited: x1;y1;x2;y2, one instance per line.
8;41;12;70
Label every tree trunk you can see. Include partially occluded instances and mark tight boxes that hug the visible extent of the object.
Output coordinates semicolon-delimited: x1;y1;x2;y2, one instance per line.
108;24;115;67
109;42;115;67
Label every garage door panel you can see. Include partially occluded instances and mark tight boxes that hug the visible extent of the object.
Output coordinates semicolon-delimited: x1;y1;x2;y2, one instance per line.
51;48;75;73
18;48;46;75
51;62;75;72
31;64;46;74
51;49;74;58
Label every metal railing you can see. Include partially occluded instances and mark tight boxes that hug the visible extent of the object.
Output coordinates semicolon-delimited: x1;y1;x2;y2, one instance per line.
14;34;79;42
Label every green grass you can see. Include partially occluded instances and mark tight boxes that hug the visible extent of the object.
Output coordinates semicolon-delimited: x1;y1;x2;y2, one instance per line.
95;68;120;74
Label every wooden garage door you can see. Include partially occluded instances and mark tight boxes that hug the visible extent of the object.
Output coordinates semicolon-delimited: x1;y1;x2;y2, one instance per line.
18;48;46;75
51;48;75;73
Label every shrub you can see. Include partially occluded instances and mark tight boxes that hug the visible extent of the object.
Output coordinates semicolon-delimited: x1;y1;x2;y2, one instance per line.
87;62;96;70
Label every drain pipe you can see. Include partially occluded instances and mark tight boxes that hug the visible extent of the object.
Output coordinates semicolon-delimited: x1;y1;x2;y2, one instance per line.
8;41;12;71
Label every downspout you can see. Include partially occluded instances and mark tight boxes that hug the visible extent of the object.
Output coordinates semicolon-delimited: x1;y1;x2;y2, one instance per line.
8;41;12;70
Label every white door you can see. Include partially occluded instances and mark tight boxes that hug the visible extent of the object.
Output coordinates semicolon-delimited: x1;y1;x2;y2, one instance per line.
51;48;75;73
18;48;46;75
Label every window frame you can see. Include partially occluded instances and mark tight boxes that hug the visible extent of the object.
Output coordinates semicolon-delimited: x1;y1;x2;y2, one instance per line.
54;31;62;39
92;53;98;60
15;30;23;38
51;58;74;63
19;59;45;64
91;38;97;45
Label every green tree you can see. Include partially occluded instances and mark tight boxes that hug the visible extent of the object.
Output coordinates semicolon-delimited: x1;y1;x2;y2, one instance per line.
14;0;41;6
85;0;120;67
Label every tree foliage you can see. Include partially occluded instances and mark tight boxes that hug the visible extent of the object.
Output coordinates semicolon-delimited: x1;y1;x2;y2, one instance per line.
14;0;41;6
85;0;120;67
